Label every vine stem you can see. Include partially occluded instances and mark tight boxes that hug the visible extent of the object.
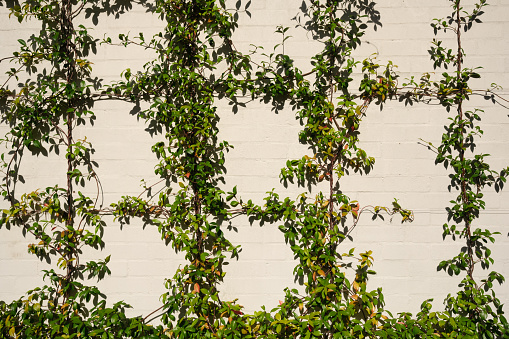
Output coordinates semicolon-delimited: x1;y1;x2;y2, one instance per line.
63;0;75;230
61;0;77;304
327;0;335;233
189;0;203;254
454;0;475;287
143;304;164;323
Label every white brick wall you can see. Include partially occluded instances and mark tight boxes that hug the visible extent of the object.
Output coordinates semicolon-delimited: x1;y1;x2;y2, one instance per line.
0;0;508;320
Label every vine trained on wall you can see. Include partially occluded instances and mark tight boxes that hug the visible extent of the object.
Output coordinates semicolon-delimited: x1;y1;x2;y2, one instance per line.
0;0;507;338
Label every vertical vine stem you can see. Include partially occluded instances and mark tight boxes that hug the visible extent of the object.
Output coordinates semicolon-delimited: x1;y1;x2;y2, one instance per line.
454;0;475;286
327;0;336;233
61;0;77;303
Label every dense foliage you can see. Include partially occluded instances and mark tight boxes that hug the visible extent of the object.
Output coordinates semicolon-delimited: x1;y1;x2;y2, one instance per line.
0;0;507;338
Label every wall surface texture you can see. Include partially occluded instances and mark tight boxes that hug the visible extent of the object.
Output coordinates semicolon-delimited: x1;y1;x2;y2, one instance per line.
1;0;508;320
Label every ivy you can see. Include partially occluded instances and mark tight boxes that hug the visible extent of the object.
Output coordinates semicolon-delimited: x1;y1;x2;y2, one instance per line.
426;0;508;336
394;0;509;337
0;0;507;338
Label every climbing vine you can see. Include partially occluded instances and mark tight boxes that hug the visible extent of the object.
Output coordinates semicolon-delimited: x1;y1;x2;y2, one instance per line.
0;0;161;337
0;0;507;338
403;0;508;336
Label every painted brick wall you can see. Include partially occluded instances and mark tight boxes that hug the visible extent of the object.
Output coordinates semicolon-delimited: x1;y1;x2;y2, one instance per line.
0;0;508;320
